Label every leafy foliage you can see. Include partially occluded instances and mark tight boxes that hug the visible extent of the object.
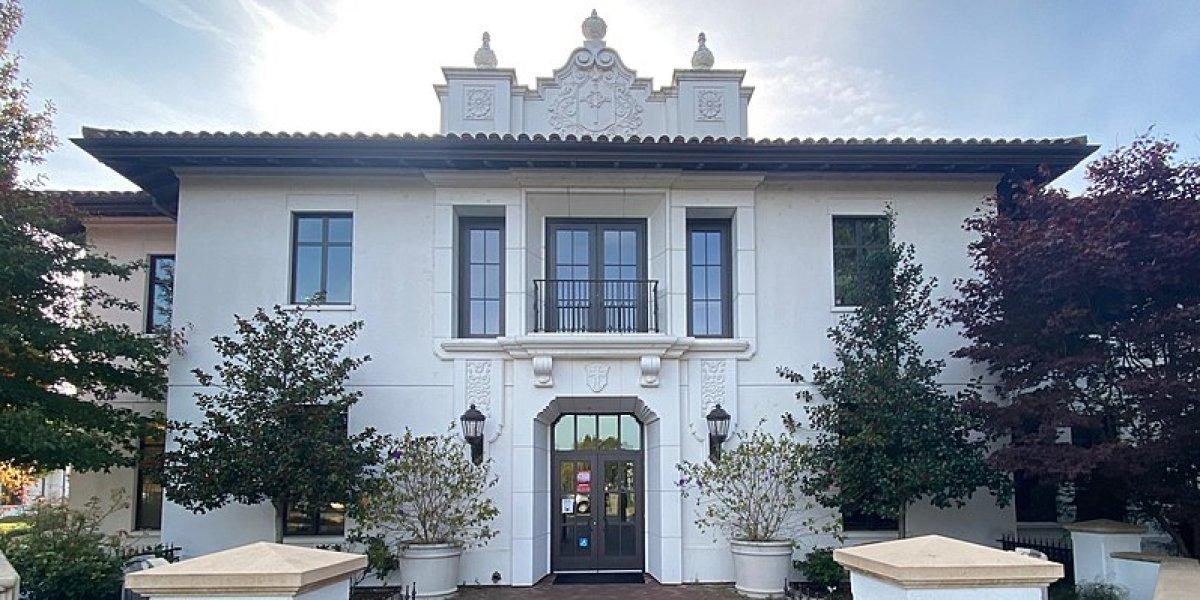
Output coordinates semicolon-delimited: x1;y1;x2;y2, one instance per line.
351;429;499;556
782;210;1008;536
797;547;848;587
159;303;387;542
0;461;35;503
947;136;1200;556
0;494;127;600
677;428;817;542
0;0;169;473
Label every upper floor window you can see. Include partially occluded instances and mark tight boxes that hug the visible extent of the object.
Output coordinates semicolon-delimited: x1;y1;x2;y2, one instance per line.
134;429;165;530
459;217;504;337
146;254;174;333
687;219;732;337
832;215;888;307
291;213;352;305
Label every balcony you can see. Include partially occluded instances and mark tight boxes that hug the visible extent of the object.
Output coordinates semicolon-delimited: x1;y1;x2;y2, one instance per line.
533;279;660;333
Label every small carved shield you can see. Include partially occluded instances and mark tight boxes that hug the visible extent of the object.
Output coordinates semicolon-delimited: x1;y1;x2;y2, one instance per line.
585;363;610;393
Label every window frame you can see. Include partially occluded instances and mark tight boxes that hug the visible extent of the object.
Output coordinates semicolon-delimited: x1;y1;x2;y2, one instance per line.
457;216;506;338
282;499;346;537
543;218;649;333
830;213;889;309
686;219;734;338
289;212;353;305
133;431;165;531
144;254;175;333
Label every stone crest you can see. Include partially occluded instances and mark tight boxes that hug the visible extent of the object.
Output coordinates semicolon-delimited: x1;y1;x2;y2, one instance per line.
548;50;644;136
584;363;610;393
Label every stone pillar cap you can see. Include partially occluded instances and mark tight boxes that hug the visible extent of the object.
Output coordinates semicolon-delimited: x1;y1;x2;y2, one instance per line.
1063;519;1148;534
124;541;367;596
833;535;1063;589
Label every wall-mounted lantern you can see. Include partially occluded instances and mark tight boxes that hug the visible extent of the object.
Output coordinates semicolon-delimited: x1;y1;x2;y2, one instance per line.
706;404;731;462
460;404;486;465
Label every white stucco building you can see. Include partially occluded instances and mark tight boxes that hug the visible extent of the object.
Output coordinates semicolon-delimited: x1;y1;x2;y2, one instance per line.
65;12;1096;586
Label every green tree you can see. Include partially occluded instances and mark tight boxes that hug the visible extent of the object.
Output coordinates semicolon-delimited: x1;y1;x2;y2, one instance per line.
0;0;168;472
780;211;1009;537
160;303;387;542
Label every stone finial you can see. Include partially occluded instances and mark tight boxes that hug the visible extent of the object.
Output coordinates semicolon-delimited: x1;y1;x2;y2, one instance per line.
473;31;497;69
691;32;714;69
582;9;607;41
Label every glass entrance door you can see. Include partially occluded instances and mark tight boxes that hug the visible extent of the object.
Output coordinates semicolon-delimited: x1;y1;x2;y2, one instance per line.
551;414;643;571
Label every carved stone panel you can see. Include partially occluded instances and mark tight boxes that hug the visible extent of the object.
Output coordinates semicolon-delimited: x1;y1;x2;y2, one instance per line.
548;48;644;136
689;358;737;441
463;86;494;121
695;88;724;122
459;359;504;442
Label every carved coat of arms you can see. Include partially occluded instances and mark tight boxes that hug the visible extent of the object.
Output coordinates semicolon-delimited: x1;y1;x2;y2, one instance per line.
548;48;644;136
584;363;610;393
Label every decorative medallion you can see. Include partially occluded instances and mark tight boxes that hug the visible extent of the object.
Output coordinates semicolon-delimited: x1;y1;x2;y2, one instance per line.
584;363;610;393
464;86;494;121
465;360;492;413
696;88;724;122
700;360;726;413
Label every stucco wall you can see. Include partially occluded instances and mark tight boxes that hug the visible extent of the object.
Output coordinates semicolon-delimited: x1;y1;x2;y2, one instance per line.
152;170;1015;583
69;220;175;545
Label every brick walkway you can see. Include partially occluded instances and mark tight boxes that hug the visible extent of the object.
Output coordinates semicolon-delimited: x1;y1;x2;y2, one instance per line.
457;576;741;599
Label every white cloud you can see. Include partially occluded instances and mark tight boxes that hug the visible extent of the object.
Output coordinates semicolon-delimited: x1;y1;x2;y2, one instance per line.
747;55;929;139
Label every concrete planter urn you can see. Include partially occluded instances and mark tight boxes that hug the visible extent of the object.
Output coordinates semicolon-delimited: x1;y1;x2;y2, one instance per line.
399;543;463;599
730;539;794;598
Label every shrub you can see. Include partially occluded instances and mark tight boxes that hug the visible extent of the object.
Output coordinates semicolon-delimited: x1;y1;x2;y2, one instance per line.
677;428;817;542
349;428;499;581
1074;582;1129;600
798;548;847;588
0;495;126;600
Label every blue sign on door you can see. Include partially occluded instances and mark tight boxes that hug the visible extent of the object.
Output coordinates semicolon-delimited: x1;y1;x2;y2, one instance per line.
578;536;590;548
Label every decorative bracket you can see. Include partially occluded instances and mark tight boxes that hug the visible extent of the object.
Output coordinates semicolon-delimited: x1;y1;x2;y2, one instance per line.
532;355;554;387
639;355;661;387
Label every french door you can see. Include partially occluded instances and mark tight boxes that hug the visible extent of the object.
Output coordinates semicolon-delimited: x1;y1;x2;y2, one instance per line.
551;414;644;571
545;219;648;333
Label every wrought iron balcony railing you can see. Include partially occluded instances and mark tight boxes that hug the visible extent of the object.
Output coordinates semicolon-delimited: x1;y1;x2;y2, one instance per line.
533;279;659;333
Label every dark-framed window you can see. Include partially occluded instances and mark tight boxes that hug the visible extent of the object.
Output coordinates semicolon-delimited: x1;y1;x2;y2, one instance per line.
544;218;648;333
284;500;346;537
842;506;898;532
145;254;175;333
832;215;888;307
687;219;733;337
282;405;348;536
290;213;353;305
134;430;165;530
458;217;505;337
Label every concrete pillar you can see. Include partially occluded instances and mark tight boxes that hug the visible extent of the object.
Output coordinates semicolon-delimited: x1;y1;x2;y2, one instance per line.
0;550;19;600
1064;519;1147;585
124;541;366;600
833;534;1062;600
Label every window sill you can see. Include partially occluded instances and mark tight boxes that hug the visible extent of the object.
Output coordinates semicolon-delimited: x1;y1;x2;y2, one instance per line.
842;530;900;540
284;304;356;312
830;305;858;313
437;334;753;360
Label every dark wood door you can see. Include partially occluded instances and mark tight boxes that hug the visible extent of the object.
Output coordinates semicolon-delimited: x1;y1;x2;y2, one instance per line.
551;450;643;571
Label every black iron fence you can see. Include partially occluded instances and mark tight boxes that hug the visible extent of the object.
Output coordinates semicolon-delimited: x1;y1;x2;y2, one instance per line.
533;279;659;333
1000;533;1074;584
119;543;182;563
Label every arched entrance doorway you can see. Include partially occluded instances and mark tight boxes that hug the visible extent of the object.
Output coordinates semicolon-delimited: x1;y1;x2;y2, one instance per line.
550;413;644;571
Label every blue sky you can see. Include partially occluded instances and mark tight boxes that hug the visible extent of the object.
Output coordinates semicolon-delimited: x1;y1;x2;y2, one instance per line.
15;0;1200;192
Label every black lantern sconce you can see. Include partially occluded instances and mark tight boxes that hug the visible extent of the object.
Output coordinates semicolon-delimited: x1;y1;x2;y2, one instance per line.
706;404;731;462
460;404;486;465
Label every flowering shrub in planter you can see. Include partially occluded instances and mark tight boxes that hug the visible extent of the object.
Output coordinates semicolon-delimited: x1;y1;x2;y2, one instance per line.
351;428;498;597
678;429;817;598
